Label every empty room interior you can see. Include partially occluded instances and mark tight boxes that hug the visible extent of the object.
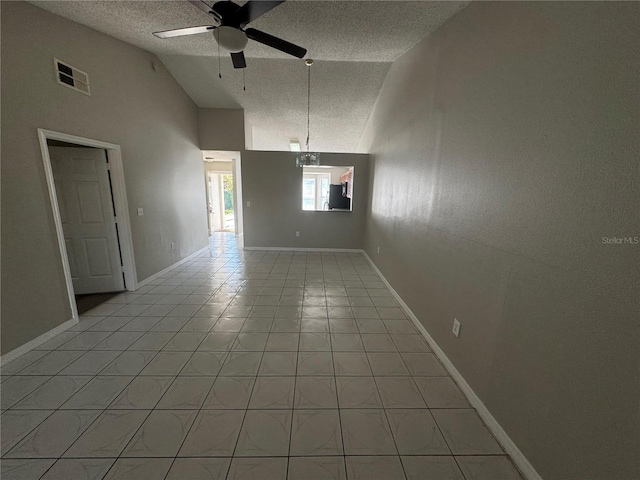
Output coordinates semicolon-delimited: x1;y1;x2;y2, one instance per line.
1;1;638;480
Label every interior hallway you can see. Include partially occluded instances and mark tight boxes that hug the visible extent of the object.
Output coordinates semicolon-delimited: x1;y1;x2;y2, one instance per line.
1;233;521;480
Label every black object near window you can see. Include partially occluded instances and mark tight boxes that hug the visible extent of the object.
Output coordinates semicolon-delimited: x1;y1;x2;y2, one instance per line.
329;184;351;210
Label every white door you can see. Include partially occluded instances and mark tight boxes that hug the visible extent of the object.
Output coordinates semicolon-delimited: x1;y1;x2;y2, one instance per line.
49;147;125;294
208;172;223;232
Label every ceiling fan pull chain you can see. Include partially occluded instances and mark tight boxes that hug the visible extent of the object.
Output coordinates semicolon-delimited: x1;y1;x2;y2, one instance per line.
306;63;311;151
216;30;222;79
243;68;246;91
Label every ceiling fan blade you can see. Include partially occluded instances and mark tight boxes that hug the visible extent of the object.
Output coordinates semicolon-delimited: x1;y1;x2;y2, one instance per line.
228;1;285;28
153;25;215;38
231;51;247;69
188;0;215;15
245;28;306;58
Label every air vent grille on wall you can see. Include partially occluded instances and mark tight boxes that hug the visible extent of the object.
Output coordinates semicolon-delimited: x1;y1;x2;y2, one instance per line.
54;58;90;96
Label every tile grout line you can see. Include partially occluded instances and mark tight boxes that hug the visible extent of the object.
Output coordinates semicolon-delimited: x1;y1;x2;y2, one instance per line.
97;243;238;479
211;250;265;480
41;290;225;477
2;344;117;463
355;257;410;480
284;260;303;480
3;309;180;463
223;313;271;475
159;317;234;480
368;254;441;456
332;258;355;480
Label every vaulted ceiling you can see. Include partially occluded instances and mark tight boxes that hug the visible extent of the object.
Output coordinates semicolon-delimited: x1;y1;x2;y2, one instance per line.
30;1;469;152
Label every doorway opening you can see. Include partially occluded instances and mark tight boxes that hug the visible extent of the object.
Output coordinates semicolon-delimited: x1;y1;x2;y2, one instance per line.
207;171;235;233
38;130;137;321
203;150;243;239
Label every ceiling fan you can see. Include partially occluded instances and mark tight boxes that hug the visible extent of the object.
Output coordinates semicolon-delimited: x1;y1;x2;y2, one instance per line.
153;0;307;69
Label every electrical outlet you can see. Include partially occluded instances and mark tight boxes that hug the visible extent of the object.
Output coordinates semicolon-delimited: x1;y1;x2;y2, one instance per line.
170;242;175;250
452;318;461;338
295;231;300;237
377;246;380;254
246;201;251;207
137;207;144;216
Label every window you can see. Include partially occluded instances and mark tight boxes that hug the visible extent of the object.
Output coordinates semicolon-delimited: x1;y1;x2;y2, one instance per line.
301;166;354;211
302;173;330;210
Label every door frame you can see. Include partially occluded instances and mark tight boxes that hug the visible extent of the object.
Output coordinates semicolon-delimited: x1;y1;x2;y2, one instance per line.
38;129;137;322
231;155;243;238
206;170;225;234
201;151;243;239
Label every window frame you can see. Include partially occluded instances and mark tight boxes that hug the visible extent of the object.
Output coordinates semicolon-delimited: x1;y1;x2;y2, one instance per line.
302;172;331;211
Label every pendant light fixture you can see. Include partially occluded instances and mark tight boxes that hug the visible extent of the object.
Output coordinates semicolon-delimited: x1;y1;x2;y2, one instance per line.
296;59;320;167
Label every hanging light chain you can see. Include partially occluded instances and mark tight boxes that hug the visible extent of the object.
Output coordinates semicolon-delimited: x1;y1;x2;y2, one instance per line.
306;66;310;152
306;59;313;152
296;59;318;167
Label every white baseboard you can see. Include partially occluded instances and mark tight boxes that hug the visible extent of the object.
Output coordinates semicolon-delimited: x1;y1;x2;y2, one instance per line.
361;251;543;480
0;317;77;366
243;246;362;253
136;245;210;290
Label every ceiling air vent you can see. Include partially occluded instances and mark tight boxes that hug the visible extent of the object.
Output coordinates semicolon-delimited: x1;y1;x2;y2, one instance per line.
54;58;90;96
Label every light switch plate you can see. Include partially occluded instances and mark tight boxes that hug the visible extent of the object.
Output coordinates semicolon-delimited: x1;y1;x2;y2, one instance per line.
137;208;144;216
452;318;461;338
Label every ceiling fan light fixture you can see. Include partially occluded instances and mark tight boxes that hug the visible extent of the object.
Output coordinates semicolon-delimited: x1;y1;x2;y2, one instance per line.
214;26;248;52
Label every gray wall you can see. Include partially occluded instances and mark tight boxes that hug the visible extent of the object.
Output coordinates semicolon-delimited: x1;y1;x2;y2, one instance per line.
1;2;208;354
198;108;245;151
358;2;639;480
242;151;368;249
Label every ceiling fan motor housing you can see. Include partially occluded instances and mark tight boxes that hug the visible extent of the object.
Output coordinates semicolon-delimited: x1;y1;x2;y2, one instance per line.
211;1;240;24
211;1;249;52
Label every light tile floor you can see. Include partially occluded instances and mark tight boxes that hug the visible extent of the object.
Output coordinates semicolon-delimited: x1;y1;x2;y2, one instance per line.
1;234;524;480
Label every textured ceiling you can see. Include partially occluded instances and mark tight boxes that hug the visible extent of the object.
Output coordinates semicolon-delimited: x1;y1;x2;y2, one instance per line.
30;0;469;152
160;55;390;152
